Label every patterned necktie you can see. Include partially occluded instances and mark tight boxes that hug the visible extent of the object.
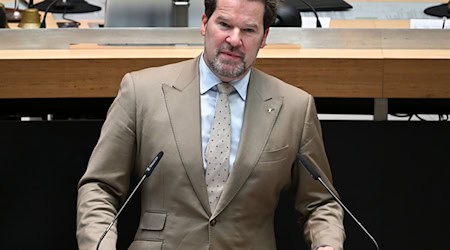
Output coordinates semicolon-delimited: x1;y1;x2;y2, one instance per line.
205;82;235;212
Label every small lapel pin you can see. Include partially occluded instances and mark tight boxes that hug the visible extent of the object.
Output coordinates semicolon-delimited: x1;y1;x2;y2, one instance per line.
267;108;275;113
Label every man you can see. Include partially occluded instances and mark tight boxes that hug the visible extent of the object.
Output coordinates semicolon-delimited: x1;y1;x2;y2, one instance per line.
76;0;345;249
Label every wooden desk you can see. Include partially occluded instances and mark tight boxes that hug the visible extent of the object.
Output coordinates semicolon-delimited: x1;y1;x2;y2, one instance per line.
1;0;449;101
1;45;450;99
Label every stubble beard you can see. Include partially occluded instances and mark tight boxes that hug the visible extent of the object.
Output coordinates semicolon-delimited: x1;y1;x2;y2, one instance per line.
209;46;246;79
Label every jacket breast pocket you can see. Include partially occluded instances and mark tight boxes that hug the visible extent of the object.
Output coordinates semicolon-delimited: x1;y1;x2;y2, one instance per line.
259;144;289;163
140;211;167;231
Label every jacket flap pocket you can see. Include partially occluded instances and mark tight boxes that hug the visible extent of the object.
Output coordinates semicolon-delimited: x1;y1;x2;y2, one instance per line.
140;212;167;231
259;144;289;163
129;240;163;250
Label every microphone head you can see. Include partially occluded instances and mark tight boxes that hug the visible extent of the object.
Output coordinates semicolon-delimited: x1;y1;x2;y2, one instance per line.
144;151;164;177
297;154;321;180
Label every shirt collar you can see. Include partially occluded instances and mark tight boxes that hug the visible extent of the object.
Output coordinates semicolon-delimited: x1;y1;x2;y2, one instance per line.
199;54;249;101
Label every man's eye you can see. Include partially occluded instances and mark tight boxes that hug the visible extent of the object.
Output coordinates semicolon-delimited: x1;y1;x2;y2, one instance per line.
244;28;255;33
219;22;230;28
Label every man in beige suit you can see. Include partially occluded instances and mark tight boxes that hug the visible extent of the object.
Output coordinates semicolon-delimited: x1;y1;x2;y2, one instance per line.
77;0;345;249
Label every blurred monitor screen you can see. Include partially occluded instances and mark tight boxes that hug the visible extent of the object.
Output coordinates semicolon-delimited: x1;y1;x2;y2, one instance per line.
104;0;179;27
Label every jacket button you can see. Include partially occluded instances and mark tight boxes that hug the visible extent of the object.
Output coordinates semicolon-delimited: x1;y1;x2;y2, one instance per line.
210;219;216;226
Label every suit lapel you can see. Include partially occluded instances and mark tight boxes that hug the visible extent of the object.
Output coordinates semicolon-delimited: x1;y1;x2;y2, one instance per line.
162;57;211;214
213;69;283;217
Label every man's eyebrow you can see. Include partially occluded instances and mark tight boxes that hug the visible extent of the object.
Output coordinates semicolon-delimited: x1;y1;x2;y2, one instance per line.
216;15;230;22
244;23;259;29
216;15;260;29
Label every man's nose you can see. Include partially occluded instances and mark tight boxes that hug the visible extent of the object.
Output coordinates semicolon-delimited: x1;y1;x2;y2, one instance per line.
226;29;243;47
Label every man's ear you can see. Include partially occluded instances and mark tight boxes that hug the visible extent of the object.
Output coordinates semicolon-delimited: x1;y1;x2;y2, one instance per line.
200;13;208;36
260;28;270;48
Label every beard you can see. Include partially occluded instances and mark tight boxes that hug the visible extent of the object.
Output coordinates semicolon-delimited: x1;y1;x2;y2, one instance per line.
208;45;247;79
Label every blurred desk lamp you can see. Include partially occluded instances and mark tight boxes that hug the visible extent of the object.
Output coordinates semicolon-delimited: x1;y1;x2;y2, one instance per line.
34;0;101;14
6;0;22;22
424;1;450;18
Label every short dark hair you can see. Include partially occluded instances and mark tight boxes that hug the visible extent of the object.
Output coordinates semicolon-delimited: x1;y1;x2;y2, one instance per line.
204;0;278;30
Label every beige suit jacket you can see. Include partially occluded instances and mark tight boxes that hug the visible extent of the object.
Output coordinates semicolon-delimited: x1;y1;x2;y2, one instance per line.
77;56;345;250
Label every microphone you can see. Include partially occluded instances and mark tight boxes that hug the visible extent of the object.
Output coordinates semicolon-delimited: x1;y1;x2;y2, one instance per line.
40;0;81;28
298;0;322;28
95;151;164;250
272;1;322;28
297;154;379;250
40;0;59;28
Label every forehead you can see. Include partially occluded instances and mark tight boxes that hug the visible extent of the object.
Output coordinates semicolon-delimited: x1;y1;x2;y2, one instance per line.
213;0;265;26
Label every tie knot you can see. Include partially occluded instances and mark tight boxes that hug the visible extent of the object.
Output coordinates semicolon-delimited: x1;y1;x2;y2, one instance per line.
217;83;235;96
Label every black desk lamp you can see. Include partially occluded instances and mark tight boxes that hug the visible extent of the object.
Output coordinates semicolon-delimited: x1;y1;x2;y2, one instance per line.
272;1;302;27
271;0;322;28
424;1;450;18
34;0;101;14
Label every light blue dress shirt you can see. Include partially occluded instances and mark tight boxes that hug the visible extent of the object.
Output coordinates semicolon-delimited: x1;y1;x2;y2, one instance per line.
199;55;250;172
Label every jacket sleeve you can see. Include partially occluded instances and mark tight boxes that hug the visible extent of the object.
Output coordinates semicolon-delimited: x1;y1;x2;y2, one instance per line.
295;95;346;250
76;73;137;250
